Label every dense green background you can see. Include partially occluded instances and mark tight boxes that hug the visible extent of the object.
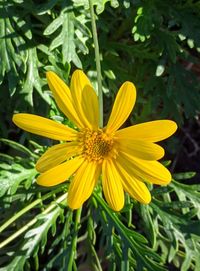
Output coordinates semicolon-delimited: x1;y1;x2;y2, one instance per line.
0;1;200;270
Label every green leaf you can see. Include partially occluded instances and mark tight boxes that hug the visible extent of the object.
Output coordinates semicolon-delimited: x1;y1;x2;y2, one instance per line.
20;48;51;106
72;0;119;14
150;181;200;271
140;205;156;248
62;12;82;68
173;172;196;180
94;192;166;271
43;16;63;36
0;206;64;271
0;138;37;158
44;9;90;68
0;161;37;197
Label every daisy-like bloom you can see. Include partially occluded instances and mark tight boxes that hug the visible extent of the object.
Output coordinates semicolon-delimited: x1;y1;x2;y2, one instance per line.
13;70;177;211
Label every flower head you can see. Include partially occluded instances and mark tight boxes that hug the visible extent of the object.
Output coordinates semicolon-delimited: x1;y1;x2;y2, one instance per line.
13;70;177;211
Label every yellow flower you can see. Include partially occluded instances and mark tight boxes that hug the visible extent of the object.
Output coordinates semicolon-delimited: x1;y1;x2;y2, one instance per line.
13;70;177;211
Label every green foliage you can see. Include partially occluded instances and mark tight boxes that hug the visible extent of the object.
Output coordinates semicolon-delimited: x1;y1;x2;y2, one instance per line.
1;0;199;132
0;139;37;197
0;207;64;271
72;0;119;14
0;141;199;270
0;0;200;270
43;7;91;68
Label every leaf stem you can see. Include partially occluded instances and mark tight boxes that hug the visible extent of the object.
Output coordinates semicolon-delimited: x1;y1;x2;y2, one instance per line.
89;0;103;128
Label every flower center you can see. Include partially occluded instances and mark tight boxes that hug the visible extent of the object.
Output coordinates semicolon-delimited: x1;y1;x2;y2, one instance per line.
79;129;114;162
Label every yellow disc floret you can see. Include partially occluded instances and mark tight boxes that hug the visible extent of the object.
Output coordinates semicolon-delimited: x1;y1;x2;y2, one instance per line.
79;129;115;162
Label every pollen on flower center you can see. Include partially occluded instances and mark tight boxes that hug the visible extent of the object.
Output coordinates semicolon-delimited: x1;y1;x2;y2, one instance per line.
79;129;115;162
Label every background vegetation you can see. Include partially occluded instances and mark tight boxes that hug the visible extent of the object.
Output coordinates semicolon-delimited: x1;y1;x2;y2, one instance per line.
0;0;200;270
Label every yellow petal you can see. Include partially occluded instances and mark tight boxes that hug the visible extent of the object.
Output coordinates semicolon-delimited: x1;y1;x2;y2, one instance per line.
116;138;165;160
70;70;92;101
82;85;99;129
106;81;136;133
37;157;84;186
36;142;81;173
67;160;101;209
102;159;124;211
115;120;177;142
70;70;98;129
46;71;84;128
114;160;151;204
117;153;171;185
12;113;77;141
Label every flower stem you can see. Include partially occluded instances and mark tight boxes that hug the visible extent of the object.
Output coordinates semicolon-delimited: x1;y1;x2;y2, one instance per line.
89;0;103;128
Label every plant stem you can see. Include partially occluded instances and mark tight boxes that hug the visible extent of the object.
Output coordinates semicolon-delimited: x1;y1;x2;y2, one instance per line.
67;207;82;270
0;193;67;249
89;0;103;128
0;186;64;234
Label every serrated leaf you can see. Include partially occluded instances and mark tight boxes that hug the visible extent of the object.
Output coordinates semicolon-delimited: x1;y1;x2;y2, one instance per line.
72;0;119;14
1;206;64;271
94;193;167;271
44;10;88;68
0;9;28;94
150;189;200;271
20;48;50;106
24;208;63;254
0;162;37;197
140;205;156;248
